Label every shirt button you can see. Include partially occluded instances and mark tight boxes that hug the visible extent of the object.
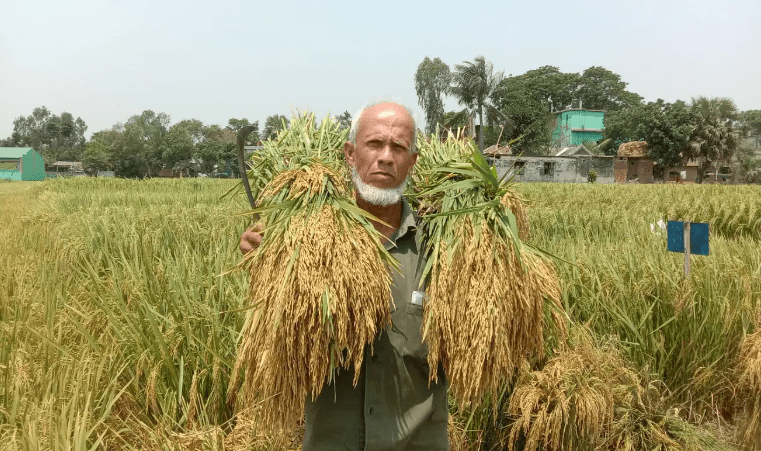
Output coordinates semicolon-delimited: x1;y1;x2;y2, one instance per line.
371;354;378;362
369;407;374;415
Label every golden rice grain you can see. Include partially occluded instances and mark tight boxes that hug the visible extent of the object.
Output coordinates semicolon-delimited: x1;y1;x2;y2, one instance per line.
424;218;564;409
230;168;392;430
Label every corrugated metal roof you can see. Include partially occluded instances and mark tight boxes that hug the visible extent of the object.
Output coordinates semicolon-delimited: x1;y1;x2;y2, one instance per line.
0;147;33;158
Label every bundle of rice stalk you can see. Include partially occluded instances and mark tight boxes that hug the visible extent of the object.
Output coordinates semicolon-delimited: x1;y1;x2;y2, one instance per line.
504;328;635;451
411;132;564;409
738;328;761;450
229;113;397;430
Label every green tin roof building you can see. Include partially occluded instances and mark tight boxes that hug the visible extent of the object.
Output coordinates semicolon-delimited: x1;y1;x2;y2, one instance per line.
552;108;605;148
0;147;46;181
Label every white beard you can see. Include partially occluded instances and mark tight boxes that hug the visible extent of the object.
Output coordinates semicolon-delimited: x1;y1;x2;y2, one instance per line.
350;166;408;207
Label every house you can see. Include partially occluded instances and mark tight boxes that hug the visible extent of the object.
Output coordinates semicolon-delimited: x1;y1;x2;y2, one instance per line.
554;144;595;157
663;161;699;184
551;108;605;149
46;161;85;177
483;144;512;157
0;147;45;181
490;154;615;184
614;141;654;183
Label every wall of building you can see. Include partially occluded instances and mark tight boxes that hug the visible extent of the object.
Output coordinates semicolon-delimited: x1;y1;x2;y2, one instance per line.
570;130;603;145
614;157;654;183
20;149;45;181
552;109;606;148
0;169;22;180
491;155;614;184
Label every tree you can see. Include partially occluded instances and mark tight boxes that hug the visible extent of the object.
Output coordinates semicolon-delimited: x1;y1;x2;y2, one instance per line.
490;68;578;154
196;125;236;175
503;66;580;113
602;100;692;173
123;110;171;177
688;97;740;183
449;56;504;151
574;66;642;112
227;118;260;145
165;119;204;170
261;115;289;141
335;111;352;130
414;57;451;134
82;125;125;175
10;106;88;162
739;110;761;137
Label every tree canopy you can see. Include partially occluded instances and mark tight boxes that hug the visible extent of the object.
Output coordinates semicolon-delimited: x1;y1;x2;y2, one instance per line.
261;115;289;141
450;56;504;151
414;57;451;134
688;97;741;182
5;106;88;162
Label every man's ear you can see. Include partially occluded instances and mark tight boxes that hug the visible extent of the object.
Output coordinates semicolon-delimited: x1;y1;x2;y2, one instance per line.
344;141;355;166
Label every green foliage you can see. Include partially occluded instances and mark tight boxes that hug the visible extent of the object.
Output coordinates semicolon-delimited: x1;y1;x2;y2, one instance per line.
414;56;451;134
490;78;556;154
450;56;504;151
335;111;352;130
81;127;125;174
122;110;171;177
587;169;597;183
575;66;643;112
261;114;289;141
688;97;741;182
9;106;88;162
603;100;693;171
739;110;761;136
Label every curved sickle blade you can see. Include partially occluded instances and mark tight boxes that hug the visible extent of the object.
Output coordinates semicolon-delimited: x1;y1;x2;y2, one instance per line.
236;125;258;209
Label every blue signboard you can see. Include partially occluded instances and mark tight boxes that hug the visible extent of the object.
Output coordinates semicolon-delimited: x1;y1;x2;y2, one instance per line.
667;221;709;256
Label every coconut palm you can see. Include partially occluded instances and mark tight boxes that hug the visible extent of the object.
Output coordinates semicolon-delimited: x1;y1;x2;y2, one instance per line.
688;97;740;183
449;56;505;152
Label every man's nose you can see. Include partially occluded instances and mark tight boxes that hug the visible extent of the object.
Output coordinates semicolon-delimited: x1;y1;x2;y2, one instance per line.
376;144;394;166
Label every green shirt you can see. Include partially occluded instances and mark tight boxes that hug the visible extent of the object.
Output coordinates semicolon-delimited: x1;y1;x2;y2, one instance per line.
303;200;449;451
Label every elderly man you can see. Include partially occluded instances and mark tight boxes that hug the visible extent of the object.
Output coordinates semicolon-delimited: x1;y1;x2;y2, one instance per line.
239;102;448;451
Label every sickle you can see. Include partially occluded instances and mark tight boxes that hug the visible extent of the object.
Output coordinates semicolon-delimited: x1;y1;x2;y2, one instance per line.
236;125;258;209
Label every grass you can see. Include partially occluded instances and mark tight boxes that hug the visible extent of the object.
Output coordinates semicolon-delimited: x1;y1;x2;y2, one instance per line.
1;179;759;450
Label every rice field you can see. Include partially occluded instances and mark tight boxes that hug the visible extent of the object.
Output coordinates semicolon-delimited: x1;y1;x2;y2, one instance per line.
1;178;759;450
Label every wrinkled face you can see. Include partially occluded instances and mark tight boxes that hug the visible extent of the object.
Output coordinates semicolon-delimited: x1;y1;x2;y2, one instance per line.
344;103;417;190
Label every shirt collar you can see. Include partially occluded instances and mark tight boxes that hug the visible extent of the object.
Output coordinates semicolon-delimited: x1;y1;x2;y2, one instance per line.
385;199;417;251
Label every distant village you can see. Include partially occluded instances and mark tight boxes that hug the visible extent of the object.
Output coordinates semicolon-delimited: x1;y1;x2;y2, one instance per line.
2;107;760;184
483;107;761;184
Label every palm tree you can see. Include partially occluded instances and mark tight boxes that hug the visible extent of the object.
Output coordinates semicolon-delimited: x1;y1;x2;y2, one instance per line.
449;56;504;152
688;97;740;183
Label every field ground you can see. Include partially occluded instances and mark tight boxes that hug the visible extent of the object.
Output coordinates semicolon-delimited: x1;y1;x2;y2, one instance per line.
1;178;759;450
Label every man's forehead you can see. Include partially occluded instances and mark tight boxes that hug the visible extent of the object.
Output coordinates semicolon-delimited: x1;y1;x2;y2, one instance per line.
364;103;412;125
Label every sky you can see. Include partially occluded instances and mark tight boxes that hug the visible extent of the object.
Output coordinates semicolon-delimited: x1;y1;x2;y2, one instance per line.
2;0;760;140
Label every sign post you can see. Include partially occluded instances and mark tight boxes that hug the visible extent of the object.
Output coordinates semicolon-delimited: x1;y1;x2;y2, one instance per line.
667;221;709;276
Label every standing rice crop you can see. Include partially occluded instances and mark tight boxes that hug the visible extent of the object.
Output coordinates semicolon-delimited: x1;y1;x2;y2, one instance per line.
738;328;761;450
410;133;565;409
229;113;397;430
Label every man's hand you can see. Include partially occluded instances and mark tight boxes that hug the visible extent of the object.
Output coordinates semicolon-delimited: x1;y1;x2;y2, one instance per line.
240;223;263;255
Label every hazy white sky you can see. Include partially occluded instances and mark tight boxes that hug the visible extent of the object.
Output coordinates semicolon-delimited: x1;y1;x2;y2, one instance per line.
2;0;760;139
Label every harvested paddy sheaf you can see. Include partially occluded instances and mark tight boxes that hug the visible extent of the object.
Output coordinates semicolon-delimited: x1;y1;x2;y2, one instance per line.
411;134;565;409
230;114;395;430
507;328;736;451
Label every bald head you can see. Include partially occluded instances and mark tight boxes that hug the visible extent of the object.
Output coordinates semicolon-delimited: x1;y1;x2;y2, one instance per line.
349;102;417;154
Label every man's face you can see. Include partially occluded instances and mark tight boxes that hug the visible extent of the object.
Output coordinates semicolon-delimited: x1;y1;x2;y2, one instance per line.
344;103;417;191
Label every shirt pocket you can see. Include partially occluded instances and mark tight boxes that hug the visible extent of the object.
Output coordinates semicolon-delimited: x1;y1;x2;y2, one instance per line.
403;291;428;365
406;290;425;317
